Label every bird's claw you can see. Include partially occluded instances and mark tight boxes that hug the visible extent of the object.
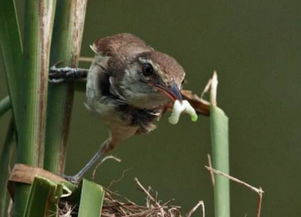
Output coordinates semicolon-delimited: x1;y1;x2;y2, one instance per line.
49;65;88;83
49;65;70;83
62;174;82;184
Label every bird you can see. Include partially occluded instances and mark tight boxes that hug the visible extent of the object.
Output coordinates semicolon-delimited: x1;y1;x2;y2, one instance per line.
49;33;209;183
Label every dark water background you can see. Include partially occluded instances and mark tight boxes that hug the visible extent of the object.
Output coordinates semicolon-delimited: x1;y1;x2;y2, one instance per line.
1;0;301;216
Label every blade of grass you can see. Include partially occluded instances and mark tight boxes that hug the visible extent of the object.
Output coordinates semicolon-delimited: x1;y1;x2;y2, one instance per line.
77;179;105;217
0;119;15;217
210;72;230;217
13;0;57;216
0;96;11;117
0;0;23;131
44;0;88;174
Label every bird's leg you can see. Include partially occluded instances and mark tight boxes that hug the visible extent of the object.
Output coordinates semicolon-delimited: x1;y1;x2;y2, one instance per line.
49;65;88;83
63;138;112;183
63;150;103;183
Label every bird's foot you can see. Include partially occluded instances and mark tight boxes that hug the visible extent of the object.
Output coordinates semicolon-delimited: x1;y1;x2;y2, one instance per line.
49;64;88;83
62;174;82;184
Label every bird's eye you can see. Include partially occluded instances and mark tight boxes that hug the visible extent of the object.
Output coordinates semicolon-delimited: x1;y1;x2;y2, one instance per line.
142;63;154;77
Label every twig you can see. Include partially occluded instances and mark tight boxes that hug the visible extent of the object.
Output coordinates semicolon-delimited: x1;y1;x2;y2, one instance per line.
134;178;158;205
103;188;138;206
200;78;212;100
186;201;205;217
107;168;132;189
58;201;75;217
92;155;121;180
205;166;263;195
256;188;263;217
207;154;215;186
205;165;264;217
210;71;218;106
200;71;219;107
124;208;157;217
78;56;93;63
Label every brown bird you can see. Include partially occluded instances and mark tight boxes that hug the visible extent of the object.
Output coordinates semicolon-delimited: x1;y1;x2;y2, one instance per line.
50;33;209;183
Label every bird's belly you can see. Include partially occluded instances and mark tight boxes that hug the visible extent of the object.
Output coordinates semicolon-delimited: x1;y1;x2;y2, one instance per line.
85;97;159;135
85;96;122;123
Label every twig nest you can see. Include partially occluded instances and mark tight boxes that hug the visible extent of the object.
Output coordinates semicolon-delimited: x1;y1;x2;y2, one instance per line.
169;100;198;125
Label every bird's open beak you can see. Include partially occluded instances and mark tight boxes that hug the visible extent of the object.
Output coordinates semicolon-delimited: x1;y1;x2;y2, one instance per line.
151;82;183;101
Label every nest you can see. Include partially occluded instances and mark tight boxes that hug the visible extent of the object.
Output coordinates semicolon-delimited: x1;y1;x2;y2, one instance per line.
59;178;204;217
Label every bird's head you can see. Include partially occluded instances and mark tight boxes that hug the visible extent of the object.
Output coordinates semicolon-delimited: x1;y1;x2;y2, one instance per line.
92;33;185;109
117;51;185;109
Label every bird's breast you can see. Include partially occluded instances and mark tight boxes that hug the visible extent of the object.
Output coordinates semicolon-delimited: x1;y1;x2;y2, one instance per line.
87;96;161;134
86;55;162;134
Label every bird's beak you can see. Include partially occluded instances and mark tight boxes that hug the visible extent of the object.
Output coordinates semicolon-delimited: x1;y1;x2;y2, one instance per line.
151;82;183;101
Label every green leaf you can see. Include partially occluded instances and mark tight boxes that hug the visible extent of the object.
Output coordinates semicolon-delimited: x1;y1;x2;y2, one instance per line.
210;105;230;217
77;179;105;217
24;176;64;217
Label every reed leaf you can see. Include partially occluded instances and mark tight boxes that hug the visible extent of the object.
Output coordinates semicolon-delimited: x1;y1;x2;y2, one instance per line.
210;106;230;217
0;0;22;131
13;0;57;216
210;73;230;217
0;119;15;217
77;179;105;217
0;96;11;117
44;0;88;174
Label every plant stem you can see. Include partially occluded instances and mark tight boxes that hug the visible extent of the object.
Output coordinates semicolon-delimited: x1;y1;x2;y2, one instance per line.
210;73;230;217
0;96;11;117
0;119;15;217
0;0;23;131
44;0;88;174
13;0;57;216
210;107;230;217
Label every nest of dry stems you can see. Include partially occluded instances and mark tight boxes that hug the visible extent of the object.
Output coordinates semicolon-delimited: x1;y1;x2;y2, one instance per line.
59;178;204;217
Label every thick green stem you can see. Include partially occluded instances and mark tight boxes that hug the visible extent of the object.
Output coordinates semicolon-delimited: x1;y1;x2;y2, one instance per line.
210;106;230;217
0;0;23;132
0;96;11;117
13;0;57;216
44;0;88;174
209;73;230;217
0;119;15;217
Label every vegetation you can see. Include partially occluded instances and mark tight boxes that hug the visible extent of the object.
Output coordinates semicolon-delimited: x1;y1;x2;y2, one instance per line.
0;1;262;217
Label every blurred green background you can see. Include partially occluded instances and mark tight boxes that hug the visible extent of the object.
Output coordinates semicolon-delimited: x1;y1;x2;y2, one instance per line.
1;0;301;216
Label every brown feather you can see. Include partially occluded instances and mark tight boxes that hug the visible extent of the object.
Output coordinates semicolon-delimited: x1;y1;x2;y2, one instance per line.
149;51;185;85
93;33;152;59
